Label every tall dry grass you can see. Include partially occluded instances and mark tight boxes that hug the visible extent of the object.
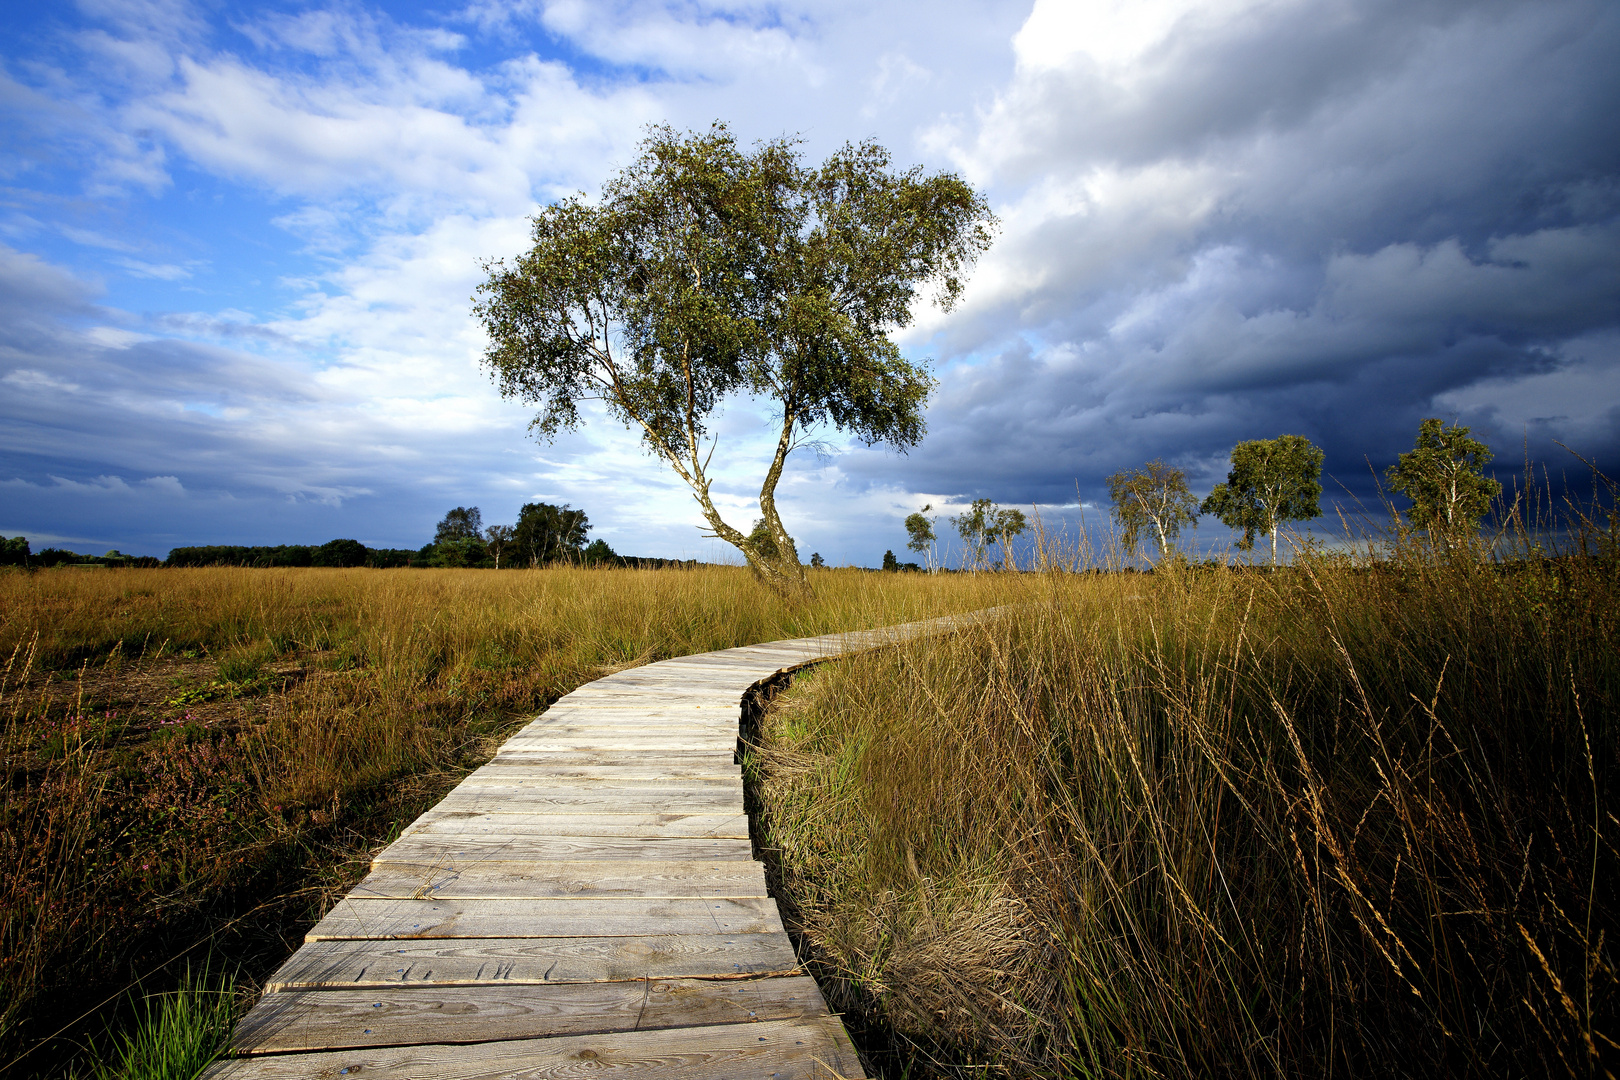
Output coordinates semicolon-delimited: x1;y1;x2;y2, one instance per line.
751;535;1617;1075
0;564;992;1076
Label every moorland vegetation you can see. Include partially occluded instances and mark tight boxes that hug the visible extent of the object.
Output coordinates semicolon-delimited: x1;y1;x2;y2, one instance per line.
0;564;995;1077
749;480;1619;1077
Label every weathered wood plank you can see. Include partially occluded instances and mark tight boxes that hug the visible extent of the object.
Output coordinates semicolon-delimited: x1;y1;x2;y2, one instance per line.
487;750;732;767
462;765;739;782
231;975;831;1054
373;835;753;866
402;811;748;837
352;860;770;900
265;933;801;990
496;737;737;752
207;1014;865;1079
422;792;743;816
487;730;740;747
307;897;783;941
456;771;741;789
466;764;738;780
436;781;740;797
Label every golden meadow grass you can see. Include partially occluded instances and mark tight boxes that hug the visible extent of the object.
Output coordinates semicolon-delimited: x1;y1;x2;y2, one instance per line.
750;542;1618;1076
0;564;996;1075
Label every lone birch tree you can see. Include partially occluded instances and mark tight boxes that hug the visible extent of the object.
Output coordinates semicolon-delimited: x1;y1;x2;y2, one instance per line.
473;123;994;597
1201;435;1324;563
904;504;937;572
1385;418;1501;553
1106;461;1199;560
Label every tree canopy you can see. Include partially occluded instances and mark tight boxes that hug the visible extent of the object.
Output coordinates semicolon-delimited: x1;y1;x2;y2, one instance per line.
473;122;995;596
1385;418;1501;551
513;502;590;567
1201;435;1325;563
435;507;484;545
904;504;937;571
1106;461;1199;560
953;499;1027;570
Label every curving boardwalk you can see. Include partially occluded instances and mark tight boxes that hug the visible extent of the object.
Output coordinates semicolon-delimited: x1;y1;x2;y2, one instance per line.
206;613;988;1080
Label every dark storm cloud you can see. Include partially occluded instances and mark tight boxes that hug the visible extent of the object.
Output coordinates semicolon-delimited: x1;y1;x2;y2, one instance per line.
858;0;1620;511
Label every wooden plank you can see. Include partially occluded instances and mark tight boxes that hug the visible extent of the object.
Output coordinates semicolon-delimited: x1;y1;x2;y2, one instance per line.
351;860;770;900
374;835;753;865
231;975;831;1054
307;897;784;941
463;764;741;780
584;675;759;691
207;1014;865;1079
488;750;732;766
264;933;802;990
457;771;741;789
478;760;739;778
375;839;752;866
499;726;739;742
403;811;748;837
497;737;736;751
423;792;743;816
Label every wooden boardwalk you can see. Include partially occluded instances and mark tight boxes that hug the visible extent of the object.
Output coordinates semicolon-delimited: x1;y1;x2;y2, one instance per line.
206;614;984;1080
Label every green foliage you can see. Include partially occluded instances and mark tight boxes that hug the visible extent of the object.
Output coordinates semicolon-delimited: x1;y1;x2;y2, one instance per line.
1;537;30;567
512;502;588;566
1201;434;1325;561
1385;417;1502;548
78;967;238;1080
1106;461;1200;558
434;507;483;545
952;499;1028;569
166;544;414;569
311;539;366;568
583;539;616;565
810;553;826;569
430;536;488;568
882;549;899;572
473;121;995;594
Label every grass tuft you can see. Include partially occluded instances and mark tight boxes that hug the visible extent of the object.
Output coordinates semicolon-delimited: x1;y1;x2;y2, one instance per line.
76;968;238;1080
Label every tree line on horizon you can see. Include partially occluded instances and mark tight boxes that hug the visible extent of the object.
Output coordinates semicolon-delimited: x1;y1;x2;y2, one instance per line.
893;419;1507;570
0;501;696;571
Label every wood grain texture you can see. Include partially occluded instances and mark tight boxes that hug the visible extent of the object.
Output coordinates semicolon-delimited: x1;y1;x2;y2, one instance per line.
351;860;771;900
470;761;740;778
207;1014;865;1080
373;835;754;866
231;975;830;1053
265;933;802;990
307;897;783;941
418;792;744;817
400;811;749;837
461;765;739;782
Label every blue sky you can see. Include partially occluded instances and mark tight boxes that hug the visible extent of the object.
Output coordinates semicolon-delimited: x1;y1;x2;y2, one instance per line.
3;0;1617;564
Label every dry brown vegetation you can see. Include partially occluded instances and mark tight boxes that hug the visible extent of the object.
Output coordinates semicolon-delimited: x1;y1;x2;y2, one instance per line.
751;532;1618;1076
0;564;992;1076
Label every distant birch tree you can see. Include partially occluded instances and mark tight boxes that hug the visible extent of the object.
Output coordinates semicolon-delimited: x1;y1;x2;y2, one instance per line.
1385;418;1501;553
1201;435;1324;563
1106;461;1199;560
953;499;1028;570
904;504;937;572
